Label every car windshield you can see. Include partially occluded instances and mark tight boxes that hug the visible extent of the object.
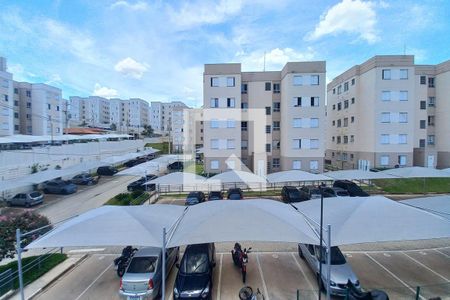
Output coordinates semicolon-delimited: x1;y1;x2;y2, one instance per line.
318;247;346;265
229;193;241;200
127;256;158;273
186;197;199;203
289;191;300;198
180;253;209;274
29;192;41;197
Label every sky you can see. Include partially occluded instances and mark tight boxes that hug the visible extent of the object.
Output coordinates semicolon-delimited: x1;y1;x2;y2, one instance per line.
0;0;449;107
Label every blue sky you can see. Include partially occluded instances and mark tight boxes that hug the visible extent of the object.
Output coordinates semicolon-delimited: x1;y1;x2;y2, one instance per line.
0;0;449;107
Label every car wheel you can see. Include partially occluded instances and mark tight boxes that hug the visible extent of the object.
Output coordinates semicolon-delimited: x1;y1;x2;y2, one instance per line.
43;189;49;194
25;202;30;208
6;201;12;207
298;246;304;259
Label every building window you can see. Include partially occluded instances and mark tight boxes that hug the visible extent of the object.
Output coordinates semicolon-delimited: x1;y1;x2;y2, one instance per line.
241;102;248;109
293;118;302;128
351;97;355;104
292;97;302;107
241;83;248;94
14;100;18;106
400;69;408;80
14;125;19;131
273;102;280;112
399;112;408;123
343;118;348;127
227;77;235;87
266;143;271;152
311;97;319;107
380;134;390;144
381;112;390;123
427;135;435;145
210;98;219;108
337;136;341;144
265;82;271;91
337;102;342;110
419;139;426;148
210;160;219;169
265;106;271;115
227;98;235;108
333;88;336;94
14;112;19;118
343;136;348;144
428;116;435;126
310;160;319;170
344;82;349;92
26;90;31;97
332;104;336;110
293;75;302;86
292;139;301;149
428;77;435;88
332;120;335;126
227;139;235;149
332;136;335;142
399;134;407;144
211;77;219;87
310;75;319;85
420;76;426;85
211;139;219;149
273;140;280;149
337;119;341;127
273;121;280;131
399;91;408;101
351;78;355;85
4;95;8;102
337;85;342;94
420;120;426;129
227;119;235;128
350;135;354;143
428;97;435;107
265;125;271;133
241;121;247;131
56;105;60;111
351;116;355;123
382;91;391;101
26;114;31;120
273;83;280;93
342;153;348;161
380;155;389;166
272;158;280;168
344;100;349;109
241;140;248;150
398;155;407;166
14;88;18;94
56;127;60;133
292;160;301;170
310;139;319;149
420;101;426;109
382;69;391;80
310;118;319;128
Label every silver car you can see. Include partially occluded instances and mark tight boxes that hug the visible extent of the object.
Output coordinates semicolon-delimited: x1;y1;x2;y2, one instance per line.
298;243;360;296
119;246;179;300
7;192;44;207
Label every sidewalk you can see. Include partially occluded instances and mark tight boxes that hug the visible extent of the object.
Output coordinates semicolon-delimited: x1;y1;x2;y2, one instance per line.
6;254;87;300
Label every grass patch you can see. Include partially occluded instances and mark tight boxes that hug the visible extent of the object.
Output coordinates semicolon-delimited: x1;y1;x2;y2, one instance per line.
184;162;204;175
105;191;150;206
0;253;67;295
145;142;170;154
373;178;450;194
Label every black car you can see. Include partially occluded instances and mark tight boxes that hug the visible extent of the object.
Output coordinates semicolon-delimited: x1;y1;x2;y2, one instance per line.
208;191;223;201
227;188;243;200
185;191;205;206
174;243;215;300
281;186;308;203
168;161;184;171
333;180;369;197
127;175;157;192
124;159;138;168
300;186;334;199
97;166;119;176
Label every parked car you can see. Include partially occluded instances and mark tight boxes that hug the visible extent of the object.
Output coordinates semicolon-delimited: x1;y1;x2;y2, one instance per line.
173;243;216;300
71;173;97;185
127;175;157;192
42;179;77;194
7;192;44;207
333;180;369;197
208;191;223;201
124;159;138;168
119;246;179;300
322;187;350;197
299;186;323;199
227;188;243;200
298;243;360;296
185;191;205;206
167;161;184;171
97;166;119;176
281;186;308;203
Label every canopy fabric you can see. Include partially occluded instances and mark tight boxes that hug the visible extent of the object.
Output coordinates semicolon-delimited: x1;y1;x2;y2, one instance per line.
145;172;206;185
27;205;186;249
116;162;160;176
207;170;267;184
379;166;450;178
167;199;319;247
101;152;144;165
324;169;398;180
294;196;450;246
266;170;332;183
0;134;132;144
401;196;450;220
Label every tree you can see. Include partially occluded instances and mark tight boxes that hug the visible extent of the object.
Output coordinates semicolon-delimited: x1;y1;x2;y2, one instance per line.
0;211;52;261
110;123;117;131
141;125;154;137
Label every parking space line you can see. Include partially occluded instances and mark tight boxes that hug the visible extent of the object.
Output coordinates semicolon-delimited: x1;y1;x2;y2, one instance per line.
435;249;450;259
290;252;317;295
343;245;450;254
365;253;425;300
403;253;450;282
217;253;223;300
256;253;270;300
74;263;112;300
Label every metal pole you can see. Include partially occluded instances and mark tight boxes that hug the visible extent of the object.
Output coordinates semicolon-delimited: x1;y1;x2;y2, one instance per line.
318;186;324;300
16;229;25;300
326;224;331;300
162;227;166;300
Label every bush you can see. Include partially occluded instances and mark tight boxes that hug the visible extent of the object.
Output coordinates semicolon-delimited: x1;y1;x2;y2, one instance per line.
105;192;150;206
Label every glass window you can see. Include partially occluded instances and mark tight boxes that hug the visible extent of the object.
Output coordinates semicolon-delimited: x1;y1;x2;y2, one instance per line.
380;134;390;144
351;78;355;85
382;69;391;80
343;118;348;127
420;120;426;129
241;140;248;150
273;121;280;130
273;102;280;112
272;140;280;149
273;83;280;93
265;106;271;115
241;121;247;131
265;143;271;152
381;112;390;123
428;97;435;107
399;134;407;144
127;256;158;273
227;119;235;128
344;82;349;91
399;112;408;123
181;252;209;274
399;91;408;101
380;156;389;166
293;75;302;86
419;139;426;148
310;160;319;170
210;139;219;149
272;158;280;168
310;75;319;85
210;160;219;169
420;101;426;109
427;135;435;145
210;119;219;128
211;77;219;87
292;97;301;107
310;118;319;128
227;139;235;149
265;125;271;133
344;100;349;109
210;98;219;108
428;77;435;88
241;102;248;109
227;77;235;87
382;91;391;101
293;118;302;128
420;76;426;85
337;103;342;110
265;82;271;91
227;98;235;108
310;139;319;149
398;155;407;166
400;69;408;79
241;83;248;94
292;160;301;170
292;139;301;149
311;97;319;107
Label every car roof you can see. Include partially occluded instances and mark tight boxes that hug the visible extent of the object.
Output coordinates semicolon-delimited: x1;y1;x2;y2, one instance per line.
188;191;202;196
284;186;298;190
134;247;161;257
332;187;347;191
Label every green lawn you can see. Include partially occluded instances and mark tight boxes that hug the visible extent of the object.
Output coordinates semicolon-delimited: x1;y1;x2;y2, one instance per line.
0;254;67;296
373;178;450;194
145;142;170;154
105;192;150;205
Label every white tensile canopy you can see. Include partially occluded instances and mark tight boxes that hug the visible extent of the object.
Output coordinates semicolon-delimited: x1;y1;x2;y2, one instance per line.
324;169;398;180
116;161;161;176
207;170;267;184
266;170;332;183
294;196;450;246
379;166;450;178
401;195;450;220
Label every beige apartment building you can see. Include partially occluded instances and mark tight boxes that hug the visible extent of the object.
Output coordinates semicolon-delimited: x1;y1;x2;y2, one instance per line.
203;62;326;175
326;55;450;170
171;107;203;154
0;57;14;136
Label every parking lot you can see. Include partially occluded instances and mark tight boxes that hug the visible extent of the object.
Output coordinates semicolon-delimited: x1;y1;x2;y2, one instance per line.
34;242;450;300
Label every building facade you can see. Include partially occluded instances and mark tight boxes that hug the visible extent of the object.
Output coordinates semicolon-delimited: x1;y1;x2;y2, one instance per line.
69;96;110;128
0;57;14;136
149;101;189;135
203;62;326;175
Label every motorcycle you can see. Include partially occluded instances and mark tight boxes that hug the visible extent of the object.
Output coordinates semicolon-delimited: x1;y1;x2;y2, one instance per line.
114;246;138;277
231;243;252;283
238;286;265;300
346;280;389;300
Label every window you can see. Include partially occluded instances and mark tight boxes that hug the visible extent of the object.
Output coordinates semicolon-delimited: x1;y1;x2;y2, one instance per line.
333;88;336;94
26;90;31;97
310;75;319;85
292;160;301;170
56;105;60;111
241;121;247;131
293;118;302;128
420;76;426;85
265;143;271;152
273;140;280;149
227;119;235;128
227;139;235;149
311;97;319;107
273;83;280;93
419;139;426;148
351;78;355;85
337;119;341;127
14;88;18;94
273;102;280;112
337;85;342;94
382;69;391;80
351;116;355;123
310;139;319;149
241;83;248;94
227;77;235;87
4;95;8;102
343;136;348;144
292;97;302;107
428;135;435;145
273;121;280;131
241;140;248;150
265;125;271;133
343;118;348;127
211;77;219;87
293;75;302;86
26;114;31;120
380;155;389;166
332;120;335;126
265;82;271;91
56;127;60;133
342;153;348;161
351;97;355;104
227;98;235;108
344;82;349;91
428;77;435;88
428;116;435;126
420;120;426;129
332;104;336;110
265;106;271;115
210;160;219;169
344;100;349;109
399;112;408;123
399;134;407;144
350;135;354;143
310;118;319;128
381;112;390;123
337;136;341;144
332;136;335;142
14;112;18;118
399;91;408;101
400;69;408;79
420;101;426;109
210;98;219;108
211;139;219;149
380;134;390;144
14;100;18;106
241;102;248;109
337;102;342;110
27;126;32;132
398;155;407;166
14;125;19;131
382;91;391;101
310;160;319;170
292;139;301;149
428;97;435;107
272;158;280;168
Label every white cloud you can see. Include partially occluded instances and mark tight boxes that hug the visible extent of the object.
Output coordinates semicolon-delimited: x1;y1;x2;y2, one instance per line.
93;83;118;98
237;47;316;71
306;0;379;44
114;57;149;79
45;74;62;85
110;1;149;11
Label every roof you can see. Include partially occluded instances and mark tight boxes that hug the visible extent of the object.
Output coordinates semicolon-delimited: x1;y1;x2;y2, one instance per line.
64;128;107;134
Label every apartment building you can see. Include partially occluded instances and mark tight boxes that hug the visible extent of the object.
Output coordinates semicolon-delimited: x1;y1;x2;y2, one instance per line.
149;101;189;135
69;96;110;128
128;98;149;131
203;62;326;175
326;55;450;170
171;107;204;154
0;57;14;136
